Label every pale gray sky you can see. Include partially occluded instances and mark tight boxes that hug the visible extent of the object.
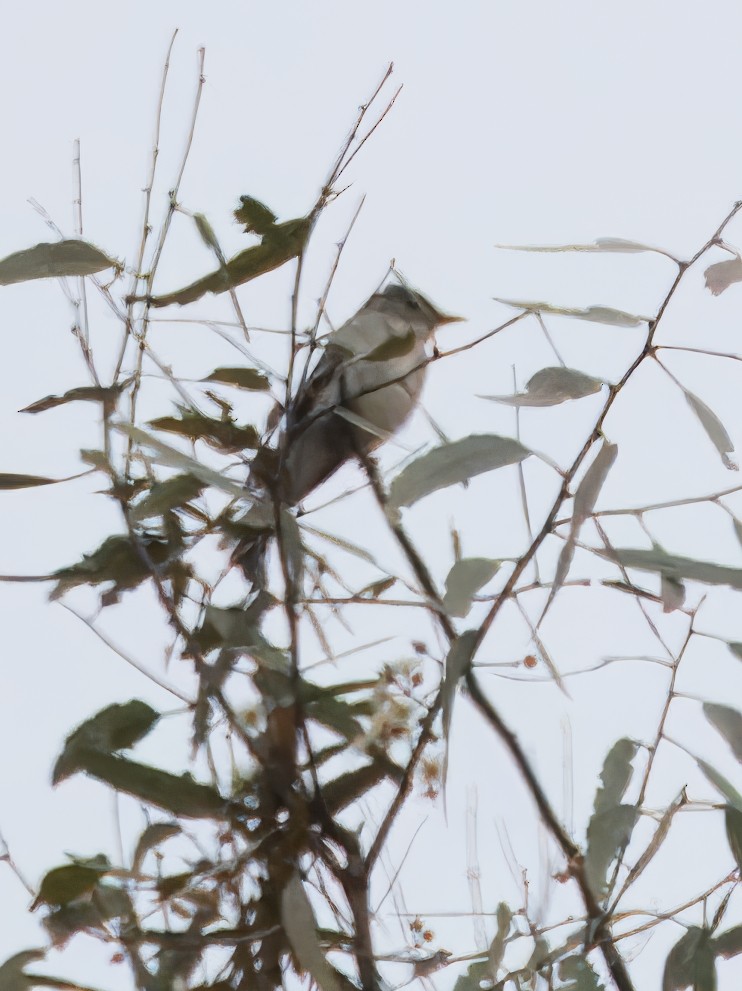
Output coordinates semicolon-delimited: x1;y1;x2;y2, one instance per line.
2;2;742;987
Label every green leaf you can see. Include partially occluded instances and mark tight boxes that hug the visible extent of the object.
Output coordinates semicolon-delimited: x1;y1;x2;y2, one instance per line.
704;256;742;297
558;955;606;990
193;606;289;671
696;758;742;810
130;474;206;521
585;739;638;897
150;216;311;307
20;384;122;415
281;873;345;991
682;389;736;470
132;823;182;874
53;700;160;783
193;213;221;253
496;237;670;256
442;630;479;742
488;902;512;975
0;949;46;990
607;547;742;592
704;703;742;762
0;473;59;490
202;366;271;391
0;239;116;284
726;642;742;662
714;924;742;958
389;435;532;509
480;367;604;407
594;738;638;814
50;533;170;603
725;805;742;872
322;760;402;815
494;298;650;327
234;195;278;235
452;960;493;991
149;411;259;453
663;927;716;991
32;863;109;909
443;558;500;617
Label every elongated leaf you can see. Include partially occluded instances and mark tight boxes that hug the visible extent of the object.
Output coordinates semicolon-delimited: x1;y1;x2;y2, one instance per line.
150;217;311;307
480;367;604;407
389;435;531;509
663;927;716;991
574;442;618;527
704;256;742;296
130;474;205;521
488;902;512;976
279;508;304;590
608;547;742;592
53;700;160;783
443;558;500;617
0;239;116;284
715;924;742;958
114;423;245;497
0;949;46;989
322;760;402;815
149;411;259;453
496;237;669;256
132;823;181;874
281;873;345;991
725;805;742;872
682;389;736;470
623;791;684;891
595;739;638;814
704;703;742;762
0;472;59;490
696;758;742;810
202;366;271;390
585;739;638;897
20;385;121;415
50;533;170;603
494;298;650;327
442;630;478;742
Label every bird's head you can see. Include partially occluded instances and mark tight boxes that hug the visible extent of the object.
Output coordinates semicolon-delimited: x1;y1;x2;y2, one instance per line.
370;283;463;333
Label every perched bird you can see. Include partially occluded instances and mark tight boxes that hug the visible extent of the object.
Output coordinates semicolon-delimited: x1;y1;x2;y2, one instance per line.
235;282;461;580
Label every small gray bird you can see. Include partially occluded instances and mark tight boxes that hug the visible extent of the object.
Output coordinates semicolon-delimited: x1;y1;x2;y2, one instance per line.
235;282;461;580
279;282;462;503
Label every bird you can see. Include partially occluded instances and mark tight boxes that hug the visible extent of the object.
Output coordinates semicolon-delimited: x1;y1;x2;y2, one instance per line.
234;281;462;581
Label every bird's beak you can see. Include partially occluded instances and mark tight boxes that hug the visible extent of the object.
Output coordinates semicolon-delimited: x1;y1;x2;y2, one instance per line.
435;310;464;326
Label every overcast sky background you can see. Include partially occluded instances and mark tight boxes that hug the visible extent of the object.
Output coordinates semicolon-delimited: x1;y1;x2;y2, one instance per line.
3;2;742;988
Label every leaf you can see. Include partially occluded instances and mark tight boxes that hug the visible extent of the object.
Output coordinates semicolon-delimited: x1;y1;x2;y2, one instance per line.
558;955;606;990
322;760;402;815
660;574;686;613
149;411;259;453
130;474;206;521
725;805;742;872
496;237;669;255
682;389;736;470
202;366;271;391
49;533;170;602
607;547;742;593
0;949;46;990
585;739;638;897
363;326;417;362
623;790;685;890
0;473;59;490
494;298;650;327
32;863;109;909
696;758;742;810
150;216;311;307
114;423;245;497
20;385;122;415
488;902;512;976
726;642;742;662
442;630;479;742
704;256;742;296
663;927;716;991
53;700;160;783
279;508;304;590
389;435;532;509
234;195;278;235
704;703;742;762
132;823;182;874
443;558;500;617
714;924;742;958
193;606;289;671
480;367;604;407
193;213;221;254
281;873;345;991
0;239;116;284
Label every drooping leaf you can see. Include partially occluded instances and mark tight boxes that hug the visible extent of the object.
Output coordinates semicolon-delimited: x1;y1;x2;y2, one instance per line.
132;823;182;874
558;954;606;990
0;949;46;989
150;217;311;307
202;366;271;391
662;926;716;991
442;630;479;742
149;410;259;453
281;873;345;991
682;389;736;470
443;558;500;617
703;703;742;762
0;473;60;490
494;298;650;327
714;924;742;959
480;367;604;407
20;385;122;415
53;700;160;783
0;239;116;284
704;256;742;296
114;423;245;497
130;474;206;521
696;758;742;810
49;533;170;602
389;435;532;509
496;237;670;256
234;195;278;235
607;547;742;592
32;862;109;910
585;739;638;897
725;805;742;872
